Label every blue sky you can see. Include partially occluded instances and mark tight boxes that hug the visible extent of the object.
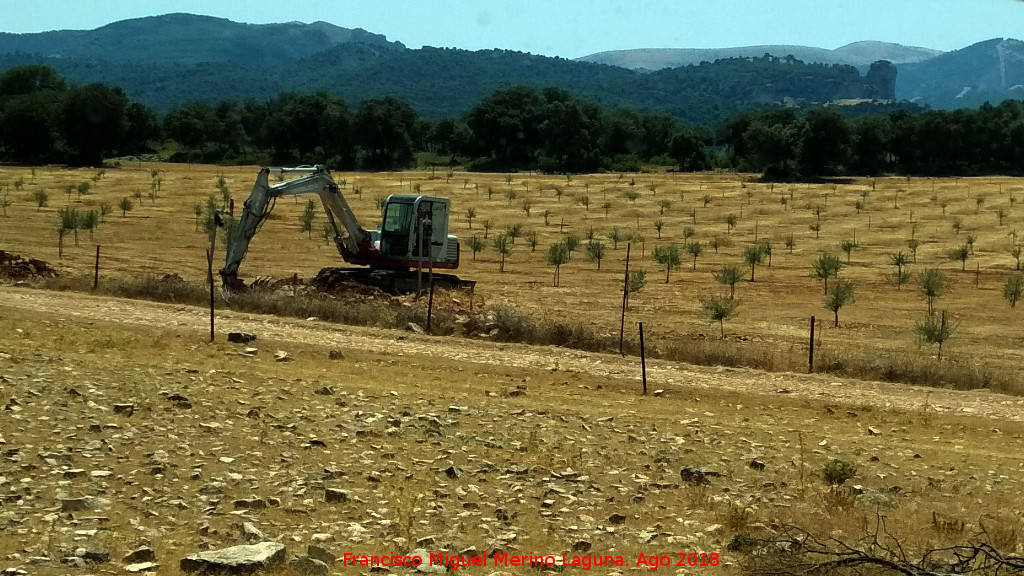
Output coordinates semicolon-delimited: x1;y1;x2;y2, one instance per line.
1;0;1022;58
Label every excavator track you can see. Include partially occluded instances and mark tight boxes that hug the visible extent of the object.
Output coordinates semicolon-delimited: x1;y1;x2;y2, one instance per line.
311;267;475;296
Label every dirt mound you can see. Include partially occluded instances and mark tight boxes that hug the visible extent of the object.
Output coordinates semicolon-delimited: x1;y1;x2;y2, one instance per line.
0;250;57;280
309;268;392;299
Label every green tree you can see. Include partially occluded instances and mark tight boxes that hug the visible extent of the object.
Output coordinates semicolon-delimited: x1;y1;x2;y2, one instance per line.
742;244;765;282
797;107;851;177
686;241;704;270
811;253;843;295
1012;245;1022;271
482;219;493;239
585;239;606;270
55;206;79;257
492;233;513;272
118;197;134;218
918;269;947;316
80;210;99;241
353;97;418;170
917;310;953;360
889;251;911;290
466;234;485;260
466;207;476;229
701;295;739;338
653;218;664;239
715;265;744;299
608;227;627;250
31;190;48;210
840;239;857;263
824;280;855;328
564;234;581;255
652;244;682;283
725;213;737;234
299;199;316;239
1004;274;1024;308
546;242;571;286
949;245;969;271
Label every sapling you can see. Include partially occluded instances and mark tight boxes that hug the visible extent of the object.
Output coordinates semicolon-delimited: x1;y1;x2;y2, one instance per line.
652;244;682;283
701;295;739;338
824;280;855;327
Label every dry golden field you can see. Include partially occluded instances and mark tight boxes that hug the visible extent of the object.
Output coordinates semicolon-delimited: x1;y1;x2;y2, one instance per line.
1;163;1023;390
3;163;1024;574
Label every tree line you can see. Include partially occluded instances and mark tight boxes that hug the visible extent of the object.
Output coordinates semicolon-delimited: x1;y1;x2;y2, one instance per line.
2;65;1024;178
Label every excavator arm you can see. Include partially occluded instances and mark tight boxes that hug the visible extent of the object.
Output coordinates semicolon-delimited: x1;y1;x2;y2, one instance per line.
220;165;369;289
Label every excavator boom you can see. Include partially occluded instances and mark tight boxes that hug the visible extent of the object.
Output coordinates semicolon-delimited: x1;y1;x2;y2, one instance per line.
220;166;369;288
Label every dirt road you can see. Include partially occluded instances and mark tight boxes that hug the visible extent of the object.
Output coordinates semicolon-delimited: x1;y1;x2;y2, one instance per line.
3;285;1021;422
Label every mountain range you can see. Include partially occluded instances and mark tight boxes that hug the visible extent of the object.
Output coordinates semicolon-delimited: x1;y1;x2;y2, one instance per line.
0;14;1021;124
578;41;943;71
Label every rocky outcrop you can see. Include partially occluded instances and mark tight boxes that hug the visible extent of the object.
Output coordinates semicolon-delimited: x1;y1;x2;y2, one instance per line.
180;542;285;574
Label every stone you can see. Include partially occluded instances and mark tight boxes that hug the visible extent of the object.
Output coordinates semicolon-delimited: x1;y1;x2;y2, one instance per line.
324;488;349;503
408;549;444;573
328;350;345;360
607;513;627;525
867;427;881;436
313;387;333;396
122;547;156;564
228;333;257;344
241;522;266;543
749;459;766;471
306;545;335;566
112;404;135;416
81;548;111;563
680;467;721;485
61;496;110;512
274;351;291;362
233;498;268;510
125;562;158;573
289;555;329;575
180;542;285;574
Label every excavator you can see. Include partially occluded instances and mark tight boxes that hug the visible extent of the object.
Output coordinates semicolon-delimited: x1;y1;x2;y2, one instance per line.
220;165;473;293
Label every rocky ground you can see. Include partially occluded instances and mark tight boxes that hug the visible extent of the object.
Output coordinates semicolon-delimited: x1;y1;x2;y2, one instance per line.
1;286;1023;575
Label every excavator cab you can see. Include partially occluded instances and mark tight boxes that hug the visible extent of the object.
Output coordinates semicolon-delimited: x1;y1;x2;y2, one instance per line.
378;195;451;266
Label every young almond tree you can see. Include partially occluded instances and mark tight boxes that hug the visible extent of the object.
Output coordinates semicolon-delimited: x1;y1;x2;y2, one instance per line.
80;210;100;241
889;251;911;290
56;207;79;258
917;310;953;360
686;241;704;270
492;233;512;272
118;197;134;218
701;295;739;338
652;244;682;283
300;199;316;239
812;253;843;295
546;242;570;286
715;265;743;299
585;239;606;270
608;227;627;250
742;244;765;282
466;207;476;229
1004;274;1024;308
824;280;855;327
466;235;485;261
840;239;857;263
948;244;969;271
918;268;947;316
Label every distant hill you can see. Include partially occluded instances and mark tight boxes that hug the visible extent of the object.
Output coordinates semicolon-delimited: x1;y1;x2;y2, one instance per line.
0;14;953;125
0;13;402;66
897;38;1024;108
579;41;942;71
